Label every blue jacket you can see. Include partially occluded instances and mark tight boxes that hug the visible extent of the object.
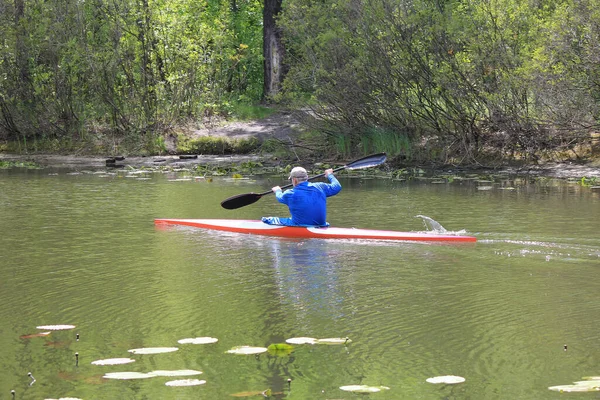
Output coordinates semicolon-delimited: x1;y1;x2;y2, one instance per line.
274;175;341;226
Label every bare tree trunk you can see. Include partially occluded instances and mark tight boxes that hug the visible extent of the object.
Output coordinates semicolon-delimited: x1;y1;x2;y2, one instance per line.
14;0;30;86
263;0;286;101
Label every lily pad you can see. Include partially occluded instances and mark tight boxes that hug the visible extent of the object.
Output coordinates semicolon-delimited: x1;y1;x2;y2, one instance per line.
285;337;317;345
426;376;466;384
149;370;203;377
267;343;294;351
36;325;76;330
165;379;206;387
177;337;219;345
226;346;268;355
103;372;153;380
339;385;390;393
128;347;179;354
267;343;294;356
315;337;352;345
573;380;600;386
44;398;83;400
548;382;600;392
91;358;135;366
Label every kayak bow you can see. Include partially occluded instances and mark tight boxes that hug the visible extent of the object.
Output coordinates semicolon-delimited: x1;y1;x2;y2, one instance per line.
154;219;477;243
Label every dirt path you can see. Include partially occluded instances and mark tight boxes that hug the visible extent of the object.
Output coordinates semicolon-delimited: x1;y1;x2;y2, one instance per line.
191;110;303;142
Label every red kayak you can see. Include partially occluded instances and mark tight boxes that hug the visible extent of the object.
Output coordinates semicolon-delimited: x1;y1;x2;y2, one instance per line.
154;219;477;243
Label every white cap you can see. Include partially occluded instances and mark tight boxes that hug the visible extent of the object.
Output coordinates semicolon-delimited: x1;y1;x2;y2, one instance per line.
288;167;308;180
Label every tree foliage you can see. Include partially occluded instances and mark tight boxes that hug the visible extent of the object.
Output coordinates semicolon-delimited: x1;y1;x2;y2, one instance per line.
0;0;263;151
1;0;599;163
279;0;600;162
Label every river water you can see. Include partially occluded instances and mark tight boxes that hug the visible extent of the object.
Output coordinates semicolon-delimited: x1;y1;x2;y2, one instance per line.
0;167;599;399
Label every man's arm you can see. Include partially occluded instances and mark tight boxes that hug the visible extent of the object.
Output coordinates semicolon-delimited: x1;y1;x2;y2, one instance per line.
323;169;342;196
272;186;292;204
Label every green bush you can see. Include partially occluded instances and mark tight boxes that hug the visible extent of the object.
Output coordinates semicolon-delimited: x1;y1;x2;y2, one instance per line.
178;136;260;155
234;137;260;154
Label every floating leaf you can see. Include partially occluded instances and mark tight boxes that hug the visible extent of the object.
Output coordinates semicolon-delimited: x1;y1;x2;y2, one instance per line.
44;398;83;400
267;343;294;351
426;376;466;384
548;385;597;393
149;370;203;377
103;372;153;380
226;346;268;355
91;358;135;366
315;337;352;345
128;347;178;354
21;331;51;339
267;343;294;356
573;380;600;386
339;385;390;393
285;337;317;345
548;380;600;393
177;337;218;345
37;325;76;331
165;379;206;387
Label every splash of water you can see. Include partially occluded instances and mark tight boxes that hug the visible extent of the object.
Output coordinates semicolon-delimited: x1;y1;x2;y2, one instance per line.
415;215;447;233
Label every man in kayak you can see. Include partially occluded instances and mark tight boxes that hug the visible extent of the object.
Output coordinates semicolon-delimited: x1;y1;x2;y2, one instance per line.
262;167;342;227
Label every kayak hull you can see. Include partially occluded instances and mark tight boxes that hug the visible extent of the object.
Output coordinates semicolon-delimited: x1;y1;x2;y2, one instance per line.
154;219;477;243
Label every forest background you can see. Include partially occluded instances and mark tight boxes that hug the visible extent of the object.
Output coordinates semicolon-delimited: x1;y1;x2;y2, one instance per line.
1;0;599;167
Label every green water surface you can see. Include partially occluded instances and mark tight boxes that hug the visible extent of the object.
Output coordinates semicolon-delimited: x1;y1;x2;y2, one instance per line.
0;168;599;399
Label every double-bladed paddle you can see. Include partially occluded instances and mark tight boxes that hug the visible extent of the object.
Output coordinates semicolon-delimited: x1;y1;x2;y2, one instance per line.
220;152;387;210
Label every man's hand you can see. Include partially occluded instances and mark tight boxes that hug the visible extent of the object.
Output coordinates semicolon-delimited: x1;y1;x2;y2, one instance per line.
324;168;334;177
272;186;282;193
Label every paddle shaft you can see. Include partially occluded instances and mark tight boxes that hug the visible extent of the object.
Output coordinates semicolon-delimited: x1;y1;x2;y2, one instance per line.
220;152;386;209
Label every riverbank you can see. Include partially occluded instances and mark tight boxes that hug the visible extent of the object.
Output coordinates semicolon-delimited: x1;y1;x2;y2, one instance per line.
2;152;600;180
0;153;269;170
1;109;599;179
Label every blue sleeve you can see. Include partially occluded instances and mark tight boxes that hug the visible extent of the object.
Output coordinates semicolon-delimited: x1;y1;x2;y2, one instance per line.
276;188;294;204
322;174;342;197
307;175;341;197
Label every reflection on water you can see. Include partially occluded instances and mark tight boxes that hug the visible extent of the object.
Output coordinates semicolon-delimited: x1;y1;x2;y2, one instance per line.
0;168;599;399
269;240;345;323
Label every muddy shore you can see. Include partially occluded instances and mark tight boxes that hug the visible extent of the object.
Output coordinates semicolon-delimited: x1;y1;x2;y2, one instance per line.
1;152;599;180
0;153;267;171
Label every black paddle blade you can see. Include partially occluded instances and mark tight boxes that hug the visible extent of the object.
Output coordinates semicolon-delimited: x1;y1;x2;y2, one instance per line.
220;192;263;210
345;152;387;170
